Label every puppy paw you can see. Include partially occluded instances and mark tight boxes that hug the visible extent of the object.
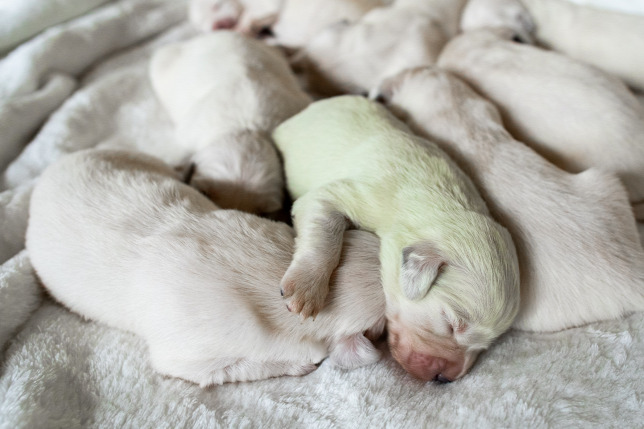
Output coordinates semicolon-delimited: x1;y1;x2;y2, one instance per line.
280;259;331;319
189;0;243;32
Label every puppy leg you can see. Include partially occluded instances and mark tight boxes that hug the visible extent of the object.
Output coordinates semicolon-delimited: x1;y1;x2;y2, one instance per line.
205;359;318;385
329;333;381;370
281;185;354;318
151;352;317;386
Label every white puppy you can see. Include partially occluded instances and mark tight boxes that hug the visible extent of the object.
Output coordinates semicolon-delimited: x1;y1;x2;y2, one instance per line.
150;32;311;214
439;28;644;219
27;149;386;386
460;0;644;91
188;0;282;35
373;67;644;332
272;96;520;382
293;0;467;95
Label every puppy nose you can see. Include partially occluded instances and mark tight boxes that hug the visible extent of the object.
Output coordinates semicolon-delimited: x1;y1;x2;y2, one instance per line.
434;374;452;384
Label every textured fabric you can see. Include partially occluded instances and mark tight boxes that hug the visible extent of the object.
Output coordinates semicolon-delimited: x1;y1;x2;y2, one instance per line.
0;0;642;427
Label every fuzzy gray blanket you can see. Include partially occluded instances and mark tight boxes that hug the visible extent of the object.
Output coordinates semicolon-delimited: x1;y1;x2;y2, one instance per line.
0;1;642;427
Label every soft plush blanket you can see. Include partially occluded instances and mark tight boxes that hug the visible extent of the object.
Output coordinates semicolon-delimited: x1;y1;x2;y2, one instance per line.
0;0;642;427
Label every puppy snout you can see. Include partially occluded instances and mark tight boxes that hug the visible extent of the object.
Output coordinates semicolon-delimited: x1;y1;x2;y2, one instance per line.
403;352;448;381
392;346;465;382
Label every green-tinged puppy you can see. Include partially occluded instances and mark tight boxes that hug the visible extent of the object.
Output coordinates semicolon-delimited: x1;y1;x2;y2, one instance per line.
272;95;519;382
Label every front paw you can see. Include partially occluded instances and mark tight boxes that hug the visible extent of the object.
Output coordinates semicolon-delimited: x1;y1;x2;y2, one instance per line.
280;259;331;319
189;0;242;32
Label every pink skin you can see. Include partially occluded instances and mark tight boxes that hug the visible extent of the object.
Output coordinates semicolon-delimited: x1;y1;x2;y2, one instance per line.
388;315;474;383
213;17;238;30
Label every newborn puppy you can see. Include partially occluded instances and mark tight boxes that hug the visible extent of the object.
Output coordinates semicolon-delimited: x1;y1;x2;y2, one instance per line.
373;67;644;332
271;0;386;48
27;149;386;386
150;32;311;214
272;96;520;382
188;0;281;35
439;28;644;219
293;0;467;95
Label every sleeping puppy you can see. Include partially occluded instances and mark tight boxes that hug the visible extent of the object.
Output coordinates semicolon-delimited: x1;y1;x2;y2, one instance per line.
460;0;644;91
438;28;644;220
188;0;282;35
372;67;644;332
272;96;520;382
26;149;386;386
292;0;467;95
150;32;311;214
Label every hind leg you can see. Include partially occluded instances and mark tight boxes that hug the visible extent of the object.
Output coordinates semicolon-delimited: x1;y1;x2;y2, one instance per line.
150;352;318;386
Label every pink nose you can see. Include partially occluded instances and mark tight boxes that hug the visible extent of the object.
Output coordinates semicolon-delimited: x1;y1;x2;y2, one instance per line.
404;352;453;382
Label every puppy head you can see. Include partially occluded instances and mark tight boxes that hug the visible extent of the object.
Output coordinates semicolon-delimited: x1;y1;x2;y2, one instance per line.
294;8;442;96
289;20;364;96
372;67;505;141
460;0;535;44
189;131;284;214
384;214;520;382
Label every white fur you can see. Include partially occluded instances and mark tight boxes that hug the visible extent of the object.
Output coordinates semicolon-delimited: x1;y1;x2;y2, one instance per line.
460;0;644;91
271;0;386;48
373;67;644;332
460;0;535;42
439;28;644;219
26;149;386;386
523;0;644;91
188;0;387;46
293;0;467;95
149;32;311;214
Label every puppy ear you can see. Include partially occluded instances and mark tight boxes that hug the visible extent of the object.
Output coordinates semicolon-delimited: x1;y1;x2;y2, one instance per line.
400;244;445;301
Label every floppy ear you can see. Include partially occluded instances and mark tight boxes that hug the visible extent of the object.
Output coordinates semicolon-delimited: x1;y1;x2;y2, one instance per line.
400;244;445;301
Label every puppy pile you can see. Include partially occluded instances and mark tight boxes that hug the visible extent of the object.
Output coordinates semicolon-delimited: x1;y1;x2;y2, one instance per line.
26;0;644;387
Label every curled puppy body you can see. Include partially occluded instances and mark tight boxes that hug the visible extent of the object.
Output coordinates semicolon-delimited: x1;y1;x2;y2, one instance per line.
271;0;387;48
150;32;311;214
188;0;282;35
373;67;644;332
293;0;467;95
272;96;520;382
26;149;386;386
438;28;644;219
